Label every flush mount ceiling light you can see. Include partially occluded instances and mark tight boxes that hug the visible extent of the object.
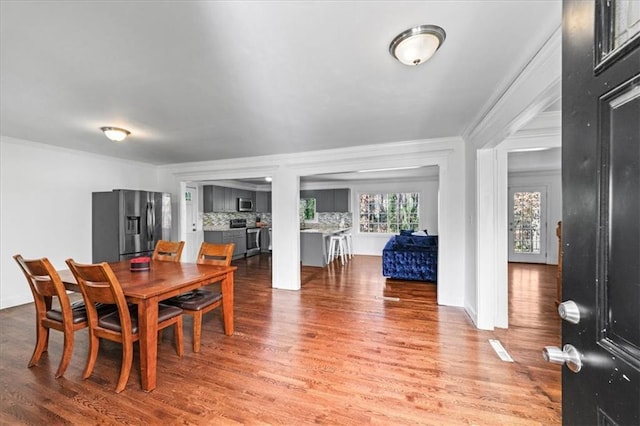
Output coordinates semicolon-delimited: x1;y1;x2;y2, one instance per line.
100;126;130;142
389;24;446;66
265;177;273;182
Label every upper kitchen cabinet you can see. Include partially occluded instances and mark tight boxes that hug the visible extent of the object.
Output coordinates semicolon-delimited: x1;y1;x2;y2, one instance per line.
300;189;350;212
204;185;257;212
255;191;271;213
203;185;218;212
333;189;349;212
235;189;253;202
203;185;235;212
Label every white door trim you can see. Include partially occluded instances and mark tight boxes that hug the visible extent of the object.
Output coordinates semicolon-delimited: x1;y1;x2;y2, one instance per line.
508;185;548;263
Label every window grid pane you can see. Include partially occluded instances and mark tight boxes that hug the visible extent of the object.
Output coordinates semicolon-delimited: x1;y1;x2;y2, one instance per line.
512;191;541;254
359;192;420;233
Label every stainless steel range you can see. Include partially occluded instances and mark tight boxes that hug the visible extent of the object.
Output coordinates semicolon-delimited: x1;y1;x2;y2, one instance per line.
245;227;261;257
229;219;261;257
229;218;246;228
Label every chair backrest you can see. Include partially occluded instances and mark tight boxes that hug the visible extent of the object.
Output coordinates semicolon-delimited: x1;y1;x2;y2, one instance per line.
65;259;132;336
196;242;235;266
13;254;72;321
152;240;185;262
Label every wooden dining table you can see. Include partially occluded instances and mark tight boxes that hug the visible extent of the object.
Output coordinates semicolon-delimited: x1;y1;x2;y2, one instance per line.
58;259;237;392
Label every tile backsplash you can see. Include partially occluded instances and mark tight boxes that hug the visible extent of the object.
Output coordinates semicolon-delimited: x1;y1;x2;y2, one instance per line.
202;211;351;229
202;212;269;228
315;212;352;227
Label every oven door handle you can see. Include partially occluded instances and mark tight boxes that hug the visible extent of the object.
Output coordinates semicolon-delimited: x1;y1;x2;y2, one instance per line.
246;228;261;250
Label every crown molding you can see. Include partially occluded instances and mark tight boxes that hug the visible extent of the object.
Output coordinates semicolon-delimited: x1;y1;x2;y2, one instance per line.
463;27;562;149
163;136;463;182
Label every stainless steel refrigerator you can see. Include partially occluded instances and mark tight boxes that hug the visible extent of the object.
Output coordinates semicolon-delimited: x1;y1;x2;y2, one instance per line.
92;189;172;262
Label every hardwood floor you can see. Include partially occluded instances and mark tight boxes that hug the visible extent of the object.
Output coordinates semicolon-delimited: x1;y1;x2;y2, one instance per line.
0;255;561;425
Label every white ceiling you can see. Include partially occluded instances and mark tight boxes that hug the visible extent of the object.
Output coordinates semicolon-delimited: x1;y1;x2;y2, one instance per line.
0;1;561;166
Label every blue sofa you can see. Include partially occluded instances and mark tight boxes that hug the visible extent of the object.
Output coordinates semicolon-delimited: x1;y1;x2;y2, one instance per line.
382;232;438;282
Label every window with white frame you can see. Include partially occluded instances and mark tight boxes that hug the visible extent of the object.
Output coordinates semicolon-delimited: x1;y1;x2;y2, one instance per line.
300;198;317;223
359;192;419;233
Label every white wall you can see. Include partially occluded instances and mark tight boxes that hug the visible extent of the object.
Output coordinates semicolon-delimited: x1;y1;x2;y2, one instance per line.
0;137;165;308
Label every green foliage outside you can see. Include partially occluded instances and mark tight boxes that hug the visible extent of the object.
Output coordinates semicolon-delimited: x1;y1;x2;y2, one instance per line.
300;198;316;221
359;192;419;233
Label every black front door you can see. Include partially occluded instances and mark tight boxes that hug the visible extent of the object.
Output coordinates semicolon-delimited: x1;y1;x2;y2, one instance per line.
562;1;639;424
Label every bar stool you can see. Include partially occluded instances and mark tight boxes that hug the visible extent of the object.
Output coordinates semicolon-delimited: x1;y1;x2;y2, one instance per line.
342;231;353;259
328;234;347;265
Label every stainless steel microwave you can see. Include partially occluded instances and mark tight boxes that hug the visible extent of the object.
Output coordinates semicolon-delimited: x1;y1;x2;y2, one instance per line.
237;198;253;212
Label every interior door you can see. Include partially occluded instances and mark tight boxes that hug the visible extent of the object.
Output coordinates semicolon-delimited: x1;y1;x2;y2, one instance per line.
508;186;547;263
185;186;199;262
557;1;640;424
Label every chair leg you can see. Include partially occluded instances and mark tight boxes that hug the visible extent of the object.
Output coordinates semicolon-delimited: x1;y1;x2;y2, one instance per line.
174;317;184;357
28;323;49;368
82;333;100;380
115;340;133;393
345;234;353;258
55;330;74;378
192;311;203;353
328;238;336;263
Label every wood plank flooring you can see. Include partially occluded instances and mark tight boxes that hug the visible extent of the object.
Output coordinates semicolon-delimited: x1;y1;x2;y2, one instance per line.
0;255;561;425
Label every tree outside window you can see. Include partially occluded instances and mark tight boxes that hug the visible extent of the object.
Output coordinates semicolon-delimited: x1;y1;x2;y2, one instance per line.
300;198;317;222
512;191;541;253
359;192;419;233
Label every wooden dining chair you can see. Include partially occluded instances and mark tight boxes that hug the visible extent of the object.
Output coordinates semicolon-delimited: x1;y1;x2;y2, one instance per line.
152;240;185;262
165;242;234;352
65;258;184;393
13;254;90;378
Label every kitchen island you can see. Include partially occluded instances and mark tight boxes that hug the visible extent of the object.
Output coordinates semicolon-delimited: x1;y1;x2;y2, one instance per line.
300;227;351;267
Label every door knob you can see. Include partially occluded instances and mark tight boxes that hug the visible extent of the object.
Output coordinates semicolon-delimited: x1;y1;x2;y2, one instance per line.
543;344;582;372
558;300;581;324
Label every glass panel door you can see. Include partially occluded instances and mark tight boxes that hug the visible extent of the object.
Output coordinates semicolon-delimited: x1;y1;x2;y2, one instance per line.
508;186;547;263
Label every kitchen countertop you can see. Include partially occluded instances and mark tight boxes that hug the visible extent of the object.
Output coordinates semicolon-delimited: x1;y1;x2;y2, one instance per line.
204;225;268;231
300;227;351;235
202;222;271;231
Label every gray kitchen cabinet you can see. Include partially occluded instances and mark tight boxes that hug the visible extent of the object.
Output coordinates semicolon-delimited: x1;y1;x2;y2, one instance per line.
300;190;315;201
224;188;236;212
255;191;271;213
315;190;333;212
215;186;235;212
299;189;350;212
235;189;250;200
301;190;328;211
203;185;224;212
333;189;350;212
203;185;234;212
203;185;213;212
215;186;229;212
204;229;246;259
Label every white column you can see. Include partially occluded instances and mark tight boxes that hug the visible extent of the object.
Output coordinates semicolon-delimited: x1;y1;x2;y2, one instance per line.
271;167;301;290
437;147;467;308
475;148;500;330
